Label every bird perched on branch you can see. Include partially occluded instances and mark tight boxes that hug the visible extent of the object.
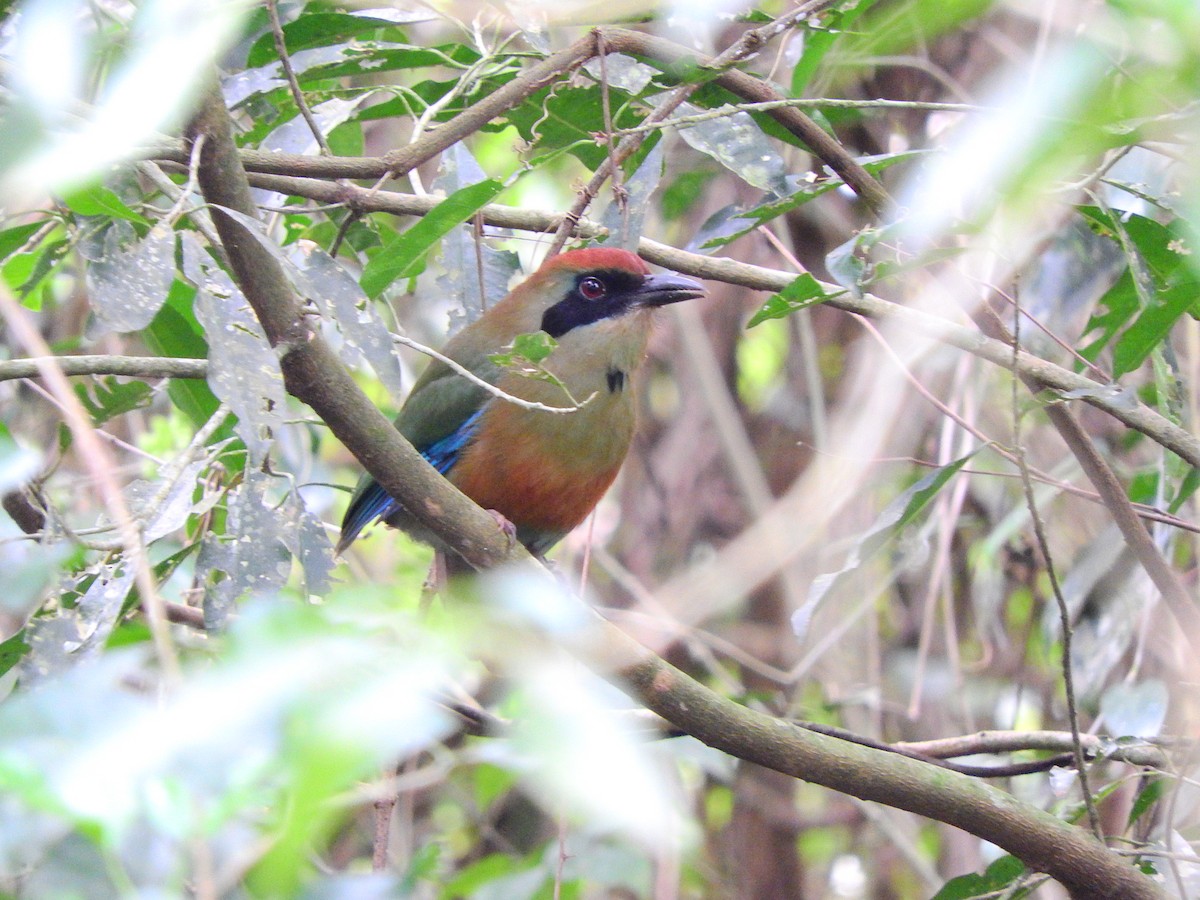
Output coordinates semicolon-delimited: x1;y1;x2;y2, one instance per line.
337;247;706;562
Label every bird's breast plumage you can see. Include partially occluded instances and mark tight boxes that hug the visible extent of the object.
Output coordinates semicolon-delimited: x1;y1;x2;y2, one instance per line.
445;320;646;542
337;248;705;558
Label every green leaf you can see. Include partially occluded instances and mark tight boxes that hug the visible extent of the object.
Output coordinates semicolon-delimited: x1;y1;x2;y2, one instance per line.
849;0;997;59
791;0;874;97
826;233;869;292
491;331;558;366
293;43;480;86
360;179;504;298
0;221;47;261
799;450;979;623
933;854;1028;899
472;762;518;813
245;12;412;67
356;68;517;126
1112;280;1200;376
1168;466;1200;514
61;184;151;226
506;84;643;169
697;151;926;251
7;238;69;302
747;274;835;326
74;376;153;425
0;631;29;678
1078;206;1198;371
442;853;525;897
1128;777;1163;828
487;332;586;404
674;100;787;195
142;280;242;460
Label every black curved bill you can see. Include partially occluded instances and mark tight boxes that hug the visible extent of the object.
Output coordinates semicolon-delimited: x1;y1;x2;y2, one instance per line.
633;272;706;308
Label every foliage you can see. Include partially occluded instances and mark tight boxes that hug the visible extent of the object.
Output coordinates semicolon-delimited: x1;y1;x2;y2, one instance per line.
1;0;1198;897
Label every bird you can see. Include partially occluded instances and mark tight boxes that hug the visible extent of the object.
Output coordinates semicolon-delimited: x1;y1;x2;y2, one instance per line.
336;246;706;563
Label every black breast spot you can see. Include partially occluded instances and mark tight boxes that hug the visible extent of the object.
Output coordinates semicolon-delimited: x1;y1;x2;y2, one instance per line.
606;368;625;393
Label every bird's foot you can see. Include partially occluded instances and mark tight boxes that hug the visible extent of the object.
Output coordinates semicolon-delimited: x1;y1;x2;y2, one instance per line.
485;509;518;550
421;552;449;605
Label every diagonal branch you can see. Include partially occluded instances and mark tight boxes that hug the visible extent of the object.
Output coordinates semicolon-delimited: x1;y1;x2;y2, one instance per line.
144;18;891;213
185;74;524;572
600;26;891;215
155;35;596;182
233;171;1200;471
181;68;1163;900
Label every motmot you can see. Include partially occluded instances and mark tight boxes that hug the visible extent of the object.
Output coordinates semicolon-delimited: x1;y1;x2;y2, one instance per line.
337;247;706;561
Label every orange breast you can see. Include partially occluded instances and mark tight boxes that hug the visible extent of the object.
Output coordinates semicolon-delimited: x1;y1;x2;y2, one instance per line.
448;397;633;535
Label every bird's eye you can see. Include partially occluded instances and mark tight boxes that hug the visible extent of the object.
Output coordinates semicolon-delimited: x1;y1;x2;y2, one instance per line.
579;276;607;300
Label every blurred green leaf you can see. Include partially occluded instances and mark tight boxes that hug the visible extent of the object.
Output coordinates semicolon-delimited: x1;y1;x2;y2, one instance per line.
849;0;997;58
799;449;979;625
1127;777;1163;828
0;424;41;493
790;0;874;96
74;376;152;425
0;631;30;677
747;274;835;327
245;12;413;66
0;221;47;261
932;854;1028;899
361;179;504;298
62;184;151;226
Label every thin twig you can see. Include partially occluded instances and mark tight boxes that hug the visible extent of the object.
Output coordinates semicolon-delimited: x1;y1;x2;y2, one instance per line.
87;405;231;552
391;334;595;414
163;133;208;227
898;730;1173;768
547;5;881;256
230;172;1200;470
606;97;990;137
266;0;332;155
1011;292;1103;840
594;34;627;245
0;284;181;681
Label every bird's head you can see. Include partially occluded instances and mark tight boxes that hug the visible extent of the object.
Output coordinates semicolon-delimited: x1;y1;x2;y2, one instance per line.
491;248;706;339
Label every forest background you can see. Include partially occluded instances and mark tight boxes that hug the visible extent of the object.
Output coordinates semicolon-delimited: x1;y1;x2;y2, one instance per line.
1;0;1198;897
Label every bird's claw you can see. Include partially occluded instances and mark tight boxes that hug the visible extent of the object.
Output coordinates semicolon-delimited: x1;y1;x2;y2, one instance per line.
486;509;518;550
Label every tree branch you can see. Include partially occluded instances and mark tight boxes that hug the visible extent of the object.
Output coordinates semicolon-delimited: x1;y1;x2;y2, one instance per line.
185;74;524;572
157;35;596;182
600;26;892;215
976;302;1200;644
0;355;207;382
144;20;891;213
619;652;1161;899
230;172;1200;471
181;70;1163;900
897;730;1171;769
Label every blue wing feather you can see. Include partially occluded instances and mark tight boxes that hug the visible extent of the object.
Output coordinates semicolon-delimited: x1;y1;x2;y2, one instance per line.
337;409;485;552
422;409;483;476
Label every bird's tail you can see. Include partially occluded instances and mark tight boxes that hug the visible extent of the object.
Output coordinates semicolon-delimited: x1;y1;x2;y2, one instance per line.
335;480;398;555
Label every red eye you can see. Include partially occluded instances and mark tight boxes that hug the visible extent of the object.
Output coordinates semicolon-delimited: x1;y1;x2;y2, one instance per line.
579;276;607;300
